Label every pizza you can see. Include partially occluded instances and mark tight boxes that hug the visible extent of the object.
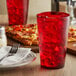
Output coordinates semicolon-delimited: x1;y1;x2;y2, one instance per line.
68;27;76;42
5;24;39;46
6;24;75;45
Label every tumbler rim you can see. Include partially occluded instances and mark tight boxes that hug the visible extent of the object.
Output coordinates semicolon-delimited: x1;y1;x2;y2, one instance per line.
37;11;69;19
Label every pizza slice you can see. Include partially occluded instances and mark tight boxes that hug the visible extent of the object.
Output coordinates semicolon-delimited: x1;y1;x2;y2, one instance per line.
6;24;39;46
68;27;76;42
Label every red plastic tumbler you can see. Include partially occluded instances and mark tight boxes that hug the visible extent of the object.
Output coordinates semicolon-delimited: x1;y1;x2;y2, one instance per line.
6;0;29;25
37;12;69;69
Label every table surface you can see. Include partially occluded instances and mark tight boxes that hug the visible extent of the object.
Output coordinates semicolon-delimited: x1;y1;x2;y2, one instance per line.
0;53;76;76
0;15;76;76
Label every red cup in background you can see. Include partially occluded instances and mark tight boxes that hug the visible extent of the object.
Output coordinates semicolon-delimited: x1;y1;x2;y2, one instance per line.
37;12;69;69
6;0;29;25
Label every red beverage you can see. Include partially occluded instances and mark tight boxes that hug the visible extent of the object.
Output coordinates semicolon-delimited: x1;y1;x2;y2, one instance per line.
6;0;29;25
37;12;69;69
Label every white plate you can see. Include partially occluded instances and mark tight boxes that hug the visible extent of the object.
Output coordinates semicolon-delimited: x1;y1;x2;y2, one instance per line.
0;51;36;69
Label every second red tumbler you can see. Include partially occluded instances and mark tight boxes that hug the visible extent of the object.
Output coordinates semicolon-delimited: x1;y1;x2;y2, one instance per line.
6;0;29;25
